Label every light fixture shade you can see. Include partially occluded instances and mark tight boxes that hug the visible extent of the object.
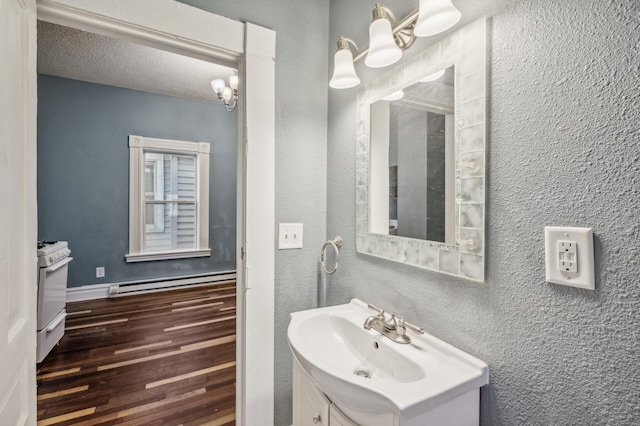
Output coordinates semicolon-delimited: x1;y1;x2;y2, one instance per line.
414;0;462;37
382;89;404;101
365;18;402;68
419;69;446;82
329;48;360;89
229;74;239;91
222;87;233;102
211;79;226;95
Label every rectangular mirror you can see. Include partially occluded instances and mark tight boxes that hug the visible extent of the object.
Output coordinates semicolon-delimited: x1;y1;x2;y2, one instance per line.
369;65;455;244
355;18;487;281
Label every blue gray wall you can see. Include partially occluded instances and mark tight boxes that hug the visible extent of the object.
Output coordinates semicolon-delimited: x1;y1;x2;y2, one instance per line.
37;75;237;287
176;2;330;425
328;0;639;425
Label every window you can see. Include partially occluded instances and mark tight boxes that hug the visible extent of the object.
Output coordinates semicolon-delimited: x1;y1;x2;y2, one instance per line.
126;135;211;262
145;153;164;233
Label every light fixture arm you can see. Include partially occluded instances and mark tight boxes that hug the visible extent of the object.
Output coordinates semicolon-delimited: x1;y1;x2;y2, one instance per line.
217;93;238;112
337;36;359;54
372;3;397;25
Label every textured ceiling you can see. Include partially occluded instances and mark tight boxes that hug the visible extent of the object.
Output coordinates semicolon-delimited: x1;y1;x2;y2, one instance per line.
37;21;234;102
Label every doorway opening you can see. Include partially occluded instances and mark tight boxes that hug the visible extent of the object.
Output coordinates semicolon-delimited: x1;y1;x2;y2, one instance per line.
35;19;240;425
0;1;275;423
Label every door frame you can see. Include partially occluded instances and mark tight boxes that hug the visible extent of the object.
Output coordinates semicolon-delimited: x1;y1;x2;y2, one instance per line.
36;1;276;424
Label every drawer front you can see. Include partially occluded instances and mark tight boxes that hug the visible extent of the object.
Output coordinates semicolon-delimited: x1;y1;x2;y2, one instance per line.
37;260;70;330
37;310;66;363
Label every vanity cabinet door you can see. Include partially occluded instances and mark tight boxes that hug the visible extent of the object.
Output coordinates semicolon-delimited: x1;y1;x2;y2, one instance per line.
293;359;329;425
329;404;360;426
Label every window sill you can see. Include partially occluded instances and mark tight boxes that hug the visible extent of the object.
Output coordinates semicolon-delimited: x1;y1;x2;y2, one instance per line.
125;249;211;263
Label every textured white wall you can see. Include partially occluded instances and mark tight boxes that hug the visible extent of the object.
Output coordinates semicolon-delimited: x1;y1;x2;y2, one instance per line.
177;1;329;425
327;0;640;424
178;0;640;424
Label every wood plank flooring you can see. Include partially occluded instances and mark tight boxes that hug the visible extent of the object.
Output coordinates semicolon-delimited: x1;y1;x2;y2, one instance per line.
37;283;236;426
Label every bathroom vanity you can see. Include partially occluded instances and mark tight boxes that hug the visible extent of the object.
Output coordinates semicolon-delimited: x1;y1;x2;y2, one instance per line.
291;17;490;425
289;300;489;425
293;358;359;426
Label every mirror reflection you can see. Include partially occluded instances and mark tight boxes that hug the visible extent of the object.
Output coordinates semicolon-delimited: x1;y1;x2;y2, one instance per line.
369;66;455;244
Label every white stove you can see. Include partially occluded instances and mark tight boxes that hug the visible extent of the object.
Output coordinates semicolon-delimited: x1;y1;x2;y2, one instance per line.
37;241;72;267
36;241;72;363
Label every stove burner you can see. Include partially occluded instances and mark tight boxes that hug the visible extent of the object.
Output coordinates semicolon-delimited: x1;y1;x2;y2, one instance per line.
37;240;59;249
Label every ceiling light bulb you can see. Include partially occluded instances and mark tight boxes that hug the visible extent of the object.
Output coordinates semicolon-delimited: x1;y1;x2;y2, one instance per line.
382;89;404;101
419;69;446;82
329;38;360;89
414;0;462;37
365;5;402;68
211;79;226;96
229;73;239;91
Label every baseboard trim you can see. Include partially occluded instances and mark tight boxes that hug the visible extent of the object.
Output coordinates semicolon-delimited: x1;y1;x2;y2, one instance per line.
67;271;236;302
66;284;111;302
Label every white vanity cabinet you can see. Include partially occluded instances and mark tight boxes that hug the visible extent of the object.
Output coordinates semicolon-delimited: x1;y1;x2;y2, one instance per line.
293;358;358;426
293;357;328;425
328;405;359;426
289;300;489;426
293;352;481;426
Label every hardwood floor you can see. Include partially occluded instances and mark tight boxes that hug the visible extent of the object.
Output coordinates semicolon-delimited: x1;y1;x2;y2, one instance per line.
37;283;236;426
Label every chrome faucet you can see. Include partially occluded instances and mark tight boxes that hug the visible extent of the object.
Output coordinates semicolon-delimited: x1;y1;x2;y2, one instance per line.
363;304;424;344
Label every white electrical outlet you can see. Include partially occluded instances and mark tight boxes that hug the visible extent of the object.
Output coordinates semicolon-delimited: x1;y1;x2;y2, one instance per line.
96;267;105;278
544;227;595;290
558;240;578;273
278;223;303;249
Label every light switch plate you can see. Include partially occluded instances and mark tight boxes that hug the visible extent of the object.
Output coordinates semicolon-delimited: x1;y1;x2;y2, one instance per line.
278;223;303;249
544;226;595;290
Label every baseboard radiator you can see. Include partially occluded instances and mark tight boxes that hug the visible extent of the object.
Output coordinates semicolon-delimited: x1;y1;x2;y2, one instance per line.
109;271;236;296
67;271;236;302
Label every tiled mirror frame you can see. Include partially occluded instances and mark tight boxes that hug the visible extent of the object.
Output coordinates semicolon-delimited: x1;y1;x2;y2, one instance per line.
355;17;487;282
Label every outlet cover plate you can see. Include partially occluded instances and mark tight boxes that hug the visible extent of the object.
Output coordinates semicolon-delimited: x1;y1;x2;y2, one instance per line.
544;226;595;290
96;266;105;278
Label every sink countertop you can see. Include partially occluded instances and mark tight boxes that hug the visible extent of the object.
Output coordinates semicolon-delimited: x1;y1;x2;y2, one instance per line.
288;298;489;420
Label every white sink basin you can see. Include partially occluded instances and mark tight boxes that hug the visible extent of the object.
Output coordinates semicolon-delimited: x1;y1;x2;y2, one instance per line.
288;299;489;424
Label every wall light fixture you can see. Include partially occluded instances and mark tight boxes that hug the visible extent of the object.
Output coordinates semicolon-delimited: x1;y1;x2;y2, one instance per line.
329;0;462;89
211;70;239;111
329;37;361;89
365;4;404;68
414;0;462;37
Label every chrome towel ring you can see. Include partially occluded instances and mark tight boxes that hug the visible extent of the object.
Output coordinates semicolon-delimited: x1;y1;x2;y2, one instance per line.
321;236;342;275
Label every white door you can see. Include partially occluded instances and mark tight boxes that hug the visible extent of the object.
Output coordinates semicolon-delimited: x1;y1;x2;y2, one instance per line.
0;0;38;424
